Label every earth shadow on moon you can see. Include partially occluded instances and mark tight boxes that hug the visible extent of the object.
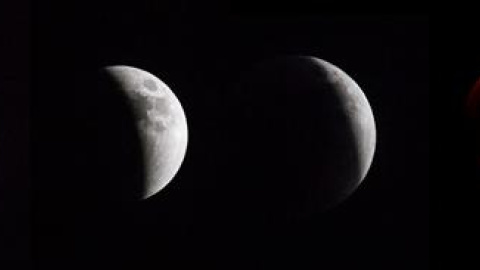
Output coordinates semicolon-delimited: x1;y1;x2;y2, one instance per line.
216;56;369;221
37;68;149;216
34;67;154;268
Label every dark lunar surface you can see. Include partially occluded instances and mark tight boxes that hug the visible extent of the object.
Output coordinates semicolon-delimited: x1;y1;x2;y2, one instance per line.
34;69;148;267
465;78;480;161
220;56;368;218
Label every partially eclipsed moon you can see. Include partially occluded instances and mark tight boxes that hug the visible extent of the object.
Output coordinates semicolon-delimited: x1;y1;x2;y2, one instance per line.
228;55;376;214
103;66;188;199
466;77;480;164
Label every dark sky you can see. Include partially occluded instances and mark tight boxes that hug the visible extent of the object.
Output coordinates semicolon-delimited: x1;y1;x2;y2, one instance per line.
27;2;429;269
435;17;480;270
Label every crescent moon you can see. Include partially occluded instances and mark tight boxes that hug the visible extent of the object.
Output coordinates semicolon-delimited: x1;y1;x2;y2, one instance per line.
103;66;188;199
313;57;376;184
227;55;376;214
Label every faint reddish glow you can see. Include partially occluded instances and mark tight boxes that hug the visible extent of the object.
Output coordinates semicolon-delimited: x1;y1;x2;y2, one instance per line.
466;77;480;166
466;77;480;119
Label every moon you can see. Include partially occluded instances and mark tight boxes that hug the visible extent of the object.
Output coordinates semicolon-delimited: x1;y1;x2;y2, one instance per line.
315;57;376;184
103;66;188;199
466;77;480;119
226;56;376;215
466;77;480;164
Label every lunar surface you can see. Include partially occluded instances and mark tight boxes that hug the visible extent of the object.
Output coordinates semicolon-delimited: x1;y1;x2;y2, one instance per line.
466;77;480;119
466;77;480;163
226;56;376;215
103;66;188;199
314;58;376;183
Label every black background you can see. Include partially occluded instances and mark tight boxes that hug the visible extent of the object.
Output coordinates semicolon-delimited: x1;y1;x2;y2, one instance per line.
27;2;430;269
435;16;480;269
0;0;30;268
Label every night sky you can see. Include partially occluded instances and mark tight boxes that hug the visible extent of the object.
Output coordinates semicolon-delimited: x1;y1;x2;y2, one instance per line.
435;16;479;270
25;2;430;269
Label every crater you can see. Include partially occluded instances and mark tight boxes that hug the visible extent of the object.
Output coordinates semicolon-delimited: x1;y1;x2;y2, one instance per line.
143;79;157;92
151;119;168;132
